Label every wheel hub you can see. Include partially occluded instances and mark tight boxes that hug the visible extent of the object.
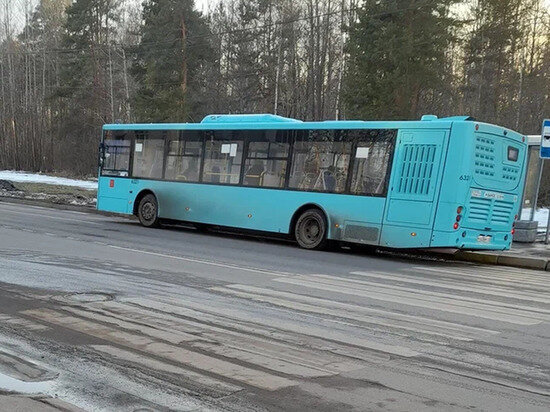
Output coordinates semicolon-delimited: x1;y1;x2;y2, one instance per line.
301;217;321;244
141;202;155;220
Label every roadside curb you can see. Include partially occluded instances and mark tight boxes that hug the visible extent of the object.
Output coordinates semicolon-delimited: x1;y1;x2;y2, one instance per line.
452;250;550;271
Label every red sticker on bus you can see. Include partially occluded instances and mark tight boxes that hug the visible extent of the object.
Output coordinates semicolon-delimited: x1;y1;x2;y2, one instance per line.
109;179;114;188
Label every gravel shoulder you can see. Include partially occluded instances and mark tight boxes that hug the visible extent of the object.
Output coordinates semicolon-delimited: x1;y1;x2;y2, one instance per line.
0;180;96;208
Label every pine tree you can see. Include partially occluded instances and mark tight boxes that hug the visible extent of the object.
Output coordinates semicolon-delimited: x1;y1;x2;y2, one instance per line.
132;0;215;122
56;0;120;174
19;0;72;172
344;0;459;120
462;0;531;128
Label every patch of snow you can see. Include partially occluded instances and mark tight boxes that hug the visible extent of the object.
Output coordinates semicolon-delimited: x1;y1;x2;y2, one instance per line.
0;170;97;191
522;207;549;232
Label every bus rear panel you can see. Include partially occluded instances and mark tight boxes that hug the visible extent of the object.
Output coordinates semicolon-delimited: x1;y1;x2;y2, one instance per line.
431;121;526;250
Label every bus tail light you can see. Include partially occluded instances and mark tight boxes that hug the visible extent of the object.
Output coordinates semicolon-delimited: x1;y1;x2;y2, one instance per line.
454;206;463;230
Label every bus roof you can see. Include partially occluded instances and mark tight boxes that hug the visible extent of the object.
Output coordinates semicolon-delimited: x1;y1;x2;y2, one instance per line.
102;114;524;140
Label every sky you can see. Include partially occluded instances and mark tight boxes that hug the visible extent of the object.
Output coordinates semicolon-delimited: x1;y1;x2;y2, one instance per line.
196;0;211;13
0;0;215;37
3;0;550;35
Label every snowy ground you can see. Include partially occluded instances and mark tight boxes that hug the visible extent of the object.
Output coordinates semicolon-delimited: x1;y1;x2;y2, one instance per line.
521;208;548;232
0;171;96;191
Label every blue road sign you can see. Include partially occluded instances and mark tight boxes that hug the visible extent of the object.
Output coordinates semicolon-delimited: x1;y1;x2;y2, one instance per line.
541;119;550;158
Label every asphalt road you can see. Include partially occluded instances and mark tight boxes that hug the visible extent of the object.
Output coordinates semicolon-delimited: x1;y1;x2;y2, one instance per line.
0;199;548;411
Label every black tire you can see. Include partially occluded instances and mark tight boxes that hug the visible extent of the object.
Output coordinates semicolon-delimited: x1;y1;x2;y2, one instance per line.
294;208;328;250
137;194;160;228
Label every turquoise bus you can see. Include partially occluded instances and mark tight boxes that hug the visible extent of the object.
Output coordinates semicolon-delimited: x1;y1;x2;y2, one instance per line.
97;114;527;250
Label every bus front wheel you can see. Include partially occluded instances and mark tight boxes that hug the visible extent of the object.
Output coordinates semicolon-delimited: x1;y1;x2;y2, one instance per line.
138;194;160;228
295;209;328;250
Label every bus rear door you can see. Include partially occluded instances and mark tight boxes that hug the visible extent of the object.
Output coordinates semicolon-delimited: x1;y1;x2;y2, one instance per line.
381;129;449;248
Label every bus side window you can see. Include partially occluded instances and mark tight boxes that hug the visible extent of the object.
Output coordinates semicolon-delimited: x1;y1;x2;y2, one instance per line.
101;130;131;177
202;131;243;185
350;130;395;196
164;131;202;182
289;130;352;193
133;131;165;179
244;130;290;188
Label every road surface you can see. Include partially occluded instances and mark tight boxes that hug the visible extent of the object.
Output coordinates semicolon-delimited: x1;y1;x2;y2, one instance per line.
0;200;548;411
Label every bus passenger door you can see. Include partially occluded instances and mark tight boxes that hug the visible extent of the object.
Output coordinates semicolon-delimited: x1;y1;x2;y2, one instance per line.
97;133;133;214
381;129;449;248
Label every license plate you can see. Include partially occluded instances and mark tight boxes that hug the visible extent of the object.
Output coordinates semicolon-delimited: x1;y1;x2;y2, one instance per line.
477;235;492;243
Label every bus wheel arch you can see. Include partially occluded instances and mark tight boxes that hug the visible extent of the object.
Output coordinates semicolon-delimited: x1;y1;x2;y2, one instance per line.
290;204;329;250
134;190;160;228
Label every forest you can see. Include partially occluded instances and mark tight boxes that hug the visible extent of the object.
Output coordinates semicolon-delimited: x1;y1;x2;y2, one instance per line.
0;0;548;176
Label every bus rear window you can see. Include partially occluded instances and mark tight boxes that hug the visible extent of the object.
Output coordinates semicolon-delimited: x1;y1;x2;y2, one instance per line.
507;146;519;162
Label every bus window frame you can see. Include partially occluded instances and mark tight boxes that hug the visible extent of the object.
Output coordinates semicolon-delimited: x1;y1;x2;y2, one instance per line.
288;129;354;194
348;129;397;197
202;130;245;185
105;127;397;198
132;130;167;180
164;130;203;182
243;130;292;189
100;130;132;177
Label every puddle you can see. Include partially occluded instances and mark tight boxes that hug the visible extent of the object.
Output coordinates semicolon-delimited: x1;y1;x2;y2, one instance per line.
53;292;114;304
0;371;53;394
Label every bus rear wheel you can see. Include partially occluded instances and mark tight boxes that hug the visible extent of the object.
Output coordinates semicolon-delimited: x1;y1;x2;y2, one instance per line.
138;194;160;228
295;209;328;250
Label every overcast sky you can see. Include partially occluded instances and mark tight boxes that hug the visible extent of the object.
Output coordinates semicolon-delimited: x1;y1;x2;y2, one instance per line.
195;0;210;13
3;0;550;35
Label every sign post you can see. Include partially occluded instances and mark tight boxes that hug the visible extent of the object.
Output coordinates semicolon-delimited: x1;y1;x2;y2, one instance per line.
541;119;550;158
541;120;550;243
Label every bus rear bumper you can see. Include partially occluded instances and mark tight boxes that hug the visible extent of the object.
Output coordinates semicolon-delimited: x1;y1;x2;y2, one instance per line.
431;229;512;251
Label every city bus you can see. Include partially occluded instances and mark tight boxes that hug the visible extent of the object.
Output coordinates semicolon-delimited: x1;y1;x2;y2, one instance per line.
97;114;527;251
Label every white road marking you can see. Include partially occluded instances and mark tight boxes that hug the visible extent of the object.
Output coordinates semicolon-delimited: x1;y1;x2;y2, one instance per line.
107;244;293;277
275;276;547;325
311;274;550;316
62;306;201;344
408;267;550;291
24;308;296;391
146;296;420;358
92;345;243;396
412;265;550;285
350;271;550;304
212;284;499;341
90;300;368;373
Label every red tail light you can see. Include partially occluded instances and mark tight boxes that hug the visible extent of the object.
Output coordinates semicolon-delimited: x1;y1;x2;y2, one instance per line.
453;222;459;230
